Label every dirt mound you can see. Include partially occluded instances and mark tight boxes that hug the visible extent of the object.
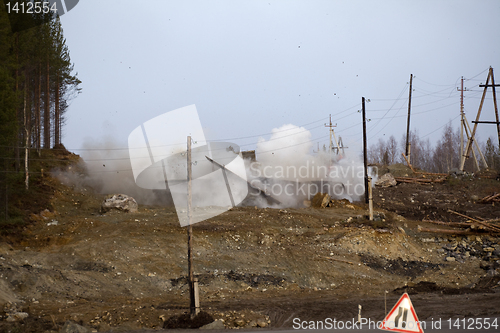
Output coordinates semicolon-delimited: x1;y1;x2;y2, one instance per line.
163;311;214;329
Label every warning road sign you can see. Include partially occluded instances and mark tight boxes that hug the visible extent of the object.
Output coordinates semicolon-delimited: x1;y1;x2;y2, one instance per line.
379;293;424;333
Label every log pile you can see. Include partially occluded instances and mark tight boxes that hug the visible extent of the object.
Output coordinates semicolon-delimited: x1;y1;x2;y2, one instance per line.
399;152;447;184
419;210;500;235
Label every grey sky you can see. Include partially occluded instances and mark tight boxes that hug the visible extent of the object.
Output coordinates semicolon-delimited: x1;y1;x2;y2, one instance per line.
59;0;500;156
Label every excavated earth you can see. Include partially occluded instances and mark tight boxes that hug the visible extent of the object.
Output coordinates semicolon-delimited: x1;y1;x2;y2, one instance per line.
0;173;499;332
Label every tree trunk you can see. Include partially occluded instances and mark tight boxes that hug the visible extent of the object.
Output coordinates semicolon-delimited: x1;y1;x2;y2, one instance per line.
14;34;20;172
37;63;42;155
44;58;50;149
23;71;29;190
3;157;7;221
54;74;60;146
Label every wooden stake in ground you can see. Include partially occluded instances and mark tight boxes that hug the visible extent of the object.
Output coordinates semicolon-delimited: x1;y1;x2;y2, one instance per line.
186;136;199;317
368;176;373;221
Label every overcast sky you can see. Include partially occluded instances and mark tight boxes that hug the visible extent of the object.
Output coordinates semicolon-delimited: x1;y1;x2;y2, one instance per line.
59;0;500;156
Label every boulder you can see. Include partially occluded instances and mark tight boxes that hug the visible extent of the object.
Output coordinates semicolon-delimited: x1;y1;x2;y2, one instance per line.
375;173;397;187
59;321;91;333
311;192;331;208
101;194;138;213
200;319;225;330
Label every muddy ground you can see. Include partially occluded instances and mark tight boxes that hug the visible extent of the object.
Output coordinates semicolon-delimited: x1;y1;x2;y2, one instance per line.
0;170;499;332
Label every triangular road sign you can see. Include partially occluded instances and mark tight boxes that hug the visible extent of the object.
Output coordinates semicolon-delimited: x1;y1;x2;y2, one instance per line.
379;293;424;333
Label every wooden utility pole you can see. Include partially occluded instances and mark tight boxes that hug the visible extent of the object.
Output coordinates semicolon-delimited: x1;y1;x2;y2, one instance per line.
458;77;484;171
405;74;413;162
362;97;369;204
460;67;499;171
186;136;197;317
459;77;465;163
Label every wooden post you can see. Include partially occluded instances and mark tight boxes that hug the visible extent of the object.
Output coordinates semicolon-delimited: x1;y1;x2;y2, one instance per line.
460;77;465;164
368;177;373;221
407;142;411;165
405;74;413;160
186;136;197;318
384;291;388;315
194;277;200;315
362;97;369;204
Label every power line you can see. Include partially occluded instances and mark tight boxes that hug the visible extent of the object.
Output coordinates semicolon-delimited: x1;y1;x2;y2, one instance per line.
420;114;461;139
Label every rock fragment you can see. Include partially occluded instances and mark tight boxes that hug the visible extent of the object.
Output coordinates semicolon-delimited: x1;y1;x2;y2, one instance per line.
311;192;331;208
375;173;397;187
200;319;225;329
101;194;138;213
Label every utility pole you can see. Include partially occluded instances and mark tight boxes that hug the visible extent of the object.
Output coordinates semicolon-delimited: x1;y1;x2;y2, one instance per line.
460;67;499;171
186;136;197;318
325;114;341;159
362;97;369;204
405;74;413;163
458;77;484;171
458;77;465;164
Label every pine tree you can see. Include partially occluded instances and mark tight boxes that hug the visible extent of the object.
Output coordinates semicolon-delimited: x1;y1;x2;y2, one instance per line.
51;17;80;147
484;137;500;172
0;0;18;219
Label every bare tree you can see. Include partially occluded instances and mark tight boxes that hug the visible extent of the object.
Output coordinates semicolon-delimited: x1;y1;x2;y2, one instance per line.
432;122;460;173
387;135;398;165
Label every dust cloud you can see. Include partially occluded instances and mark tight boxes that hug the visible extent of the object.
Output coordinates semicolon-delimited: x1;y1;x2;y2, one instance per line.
54;137;171;206
55;126;375;209
246;124;375;207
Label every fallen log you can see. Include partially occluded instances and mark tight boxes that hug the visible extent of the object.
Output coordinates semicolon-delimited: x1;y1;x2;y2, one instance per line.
448;210;500;232
479;193;500;203
417;226;493;235
422;219;474;228
416;171;448;177
395;177;445;184
447;210;480;222
483;218;500;224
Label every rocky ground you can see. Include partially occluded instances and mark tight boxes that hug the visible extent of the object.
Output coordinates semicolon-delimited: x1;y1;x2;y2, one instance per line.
0;168;499;332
